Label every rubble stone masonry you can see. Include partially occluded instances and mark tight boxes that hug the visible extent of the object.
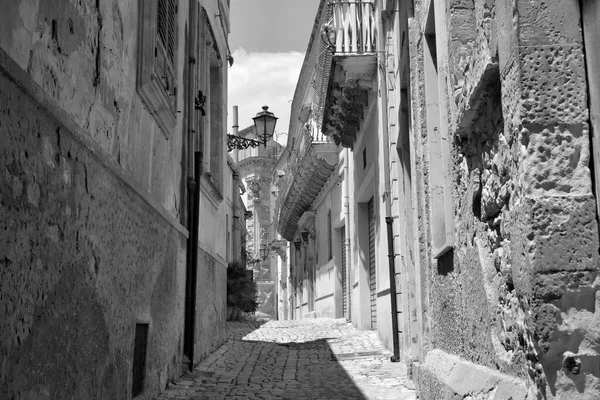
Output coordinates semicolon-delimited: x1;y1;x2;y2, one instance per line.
0;66;186;399
0;0;198;398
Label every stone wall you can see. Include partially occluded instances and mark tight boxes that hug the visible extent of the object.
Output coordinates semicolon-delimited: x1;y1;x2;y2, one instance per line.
0;0;233;398
0;68;186;399
410;0;600;398
0;0;185;215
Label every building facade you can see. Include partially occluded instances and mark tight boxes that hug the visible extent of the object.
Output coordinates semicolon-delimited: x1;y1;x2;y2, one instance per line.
232;122;283;317
278;0;600;398
0;1;234;398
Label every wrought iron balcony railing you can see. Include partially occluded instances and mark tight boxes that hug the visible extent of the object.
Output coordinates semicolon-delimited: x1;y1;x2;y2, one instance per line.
330;1;376;55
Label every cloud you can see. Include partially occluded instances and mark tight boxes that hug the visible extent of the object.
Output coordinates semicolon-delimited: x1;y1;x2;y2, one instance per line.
227;48;304;145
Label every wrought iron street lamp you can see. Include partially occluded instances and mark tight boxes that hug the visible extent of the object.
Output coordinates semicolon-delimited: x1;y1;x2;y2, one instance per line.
294;239;302;252
227;106;278;152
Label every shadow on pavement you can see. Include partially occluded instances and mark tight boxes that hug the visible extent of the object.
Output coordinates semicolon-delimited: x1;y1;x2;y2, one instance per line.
190;338;368;399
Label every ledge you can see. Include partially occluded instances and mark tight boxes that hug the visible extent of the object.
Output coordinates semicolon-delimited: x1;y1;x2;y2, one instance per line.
414;349;528;400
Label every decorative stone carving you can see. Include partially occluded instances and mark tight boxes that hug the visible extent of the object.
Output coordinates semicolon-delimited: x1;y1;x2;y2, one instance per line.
246;178;261;199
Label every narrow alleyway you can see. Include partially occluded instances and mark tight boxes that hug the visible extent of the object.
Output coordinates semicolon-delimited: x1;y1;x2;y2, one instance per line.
157;318;416;400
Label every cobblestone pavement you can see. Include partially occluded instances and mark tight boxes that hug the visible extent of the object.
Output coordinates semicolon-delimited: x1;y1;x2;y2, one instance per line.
156;318;416;400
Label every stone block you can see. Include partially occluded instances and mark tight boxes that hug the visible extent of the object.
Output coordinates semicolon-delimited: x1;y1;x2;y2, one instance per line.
521;123;592;197
511;195;598;281
415;349;528;399
516;0;584;46
519;45;587;125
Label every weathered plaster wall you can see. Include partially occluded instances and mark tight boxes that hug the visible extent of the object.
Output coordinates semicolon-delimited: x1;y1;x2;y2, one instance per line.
313;187;339;319
0;70;186;399
194;248;226;363
315;261;337;318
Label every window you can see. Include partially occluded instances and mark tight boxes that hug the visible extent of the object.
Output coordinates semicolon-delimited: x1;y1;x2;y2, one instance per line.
137;0;178;137
199;14;225;199
209;64;223;191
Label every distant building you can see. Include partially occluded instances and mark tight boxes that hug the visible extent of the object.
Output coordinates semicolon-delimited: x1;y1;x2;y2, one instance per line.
277;0;600;398
0;1;234;398
232;123;284;317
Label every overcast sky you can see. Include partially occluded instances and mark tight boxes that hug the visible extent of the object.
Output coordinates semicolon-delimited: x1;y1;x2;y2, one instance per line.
227;0;320;144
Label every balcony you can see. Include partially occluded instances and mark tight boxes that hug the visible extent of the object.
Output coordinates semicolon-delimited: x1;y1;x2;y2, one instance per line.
276;120;338;241
321;0;377;148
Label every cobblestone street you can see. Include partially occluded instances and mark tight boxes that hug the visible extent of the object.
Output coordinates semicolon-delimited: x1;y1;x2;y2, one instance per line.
157;318;416;400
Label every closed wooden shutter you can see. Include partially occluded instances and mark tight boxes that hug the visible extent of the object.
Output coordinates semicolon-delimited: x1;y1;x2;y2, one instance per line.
158;0;176;62
156;0;176;96
368;197;376;329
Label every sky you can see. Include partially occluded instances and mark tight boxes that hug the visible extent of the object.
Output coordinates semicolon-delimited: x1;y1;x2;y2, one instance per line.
227;0;320;145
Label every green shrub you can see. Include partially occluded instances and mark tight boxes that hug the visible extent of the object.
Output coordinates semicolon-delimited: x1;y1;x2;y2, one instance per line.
227;261;259;313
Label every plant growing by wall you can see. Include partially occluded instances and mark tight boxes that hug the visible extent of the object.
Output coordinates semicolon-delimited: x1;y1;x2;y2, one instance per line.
227;261;259;316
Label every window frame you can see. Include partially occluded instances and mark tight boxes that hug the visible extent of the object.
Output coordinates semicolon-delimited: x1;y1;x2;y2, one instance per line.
137;0;178;138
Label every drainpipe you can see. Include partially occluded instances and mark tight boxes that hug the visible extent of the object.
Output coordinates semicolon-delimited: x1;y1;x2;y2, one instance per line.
184;0;200;372
385;217;400;362
343;148;352;322
379;5;400;363
189;149;202;370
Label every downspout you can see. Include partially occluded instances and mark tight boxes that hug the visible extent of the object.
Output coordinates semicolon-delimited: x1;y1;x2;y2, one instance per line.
379;4;400;363
190;148;202;369
184;0;199;372
343;148;352;321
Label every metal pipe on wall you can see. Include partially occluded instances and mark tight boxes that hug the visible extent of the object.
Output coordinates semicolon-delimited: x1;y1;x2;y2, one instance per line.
184;0;200;371
343;148;352;322
378;2;400;363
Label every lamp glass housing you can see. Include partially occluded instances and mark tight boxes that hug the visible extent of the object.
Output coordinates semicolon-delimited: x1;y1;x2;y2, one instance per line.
301;231;309;243
252;106;278;145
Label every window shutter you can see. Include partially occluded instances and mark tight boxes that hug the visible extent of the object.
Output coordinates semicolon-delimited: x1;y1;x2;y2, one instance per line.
155;0;177;104
157;0;177;63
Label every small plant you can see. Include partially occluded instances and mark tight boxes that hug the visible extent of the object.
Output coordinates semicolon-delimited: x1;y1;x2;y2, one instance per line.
227;261;259;316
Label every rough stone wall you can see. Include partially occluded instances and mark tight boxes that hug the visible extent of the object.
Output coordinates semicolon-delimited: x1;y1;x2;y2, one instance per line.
409;0;600;398
0;70;186;399
0;0;184;216
496;0;600;396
